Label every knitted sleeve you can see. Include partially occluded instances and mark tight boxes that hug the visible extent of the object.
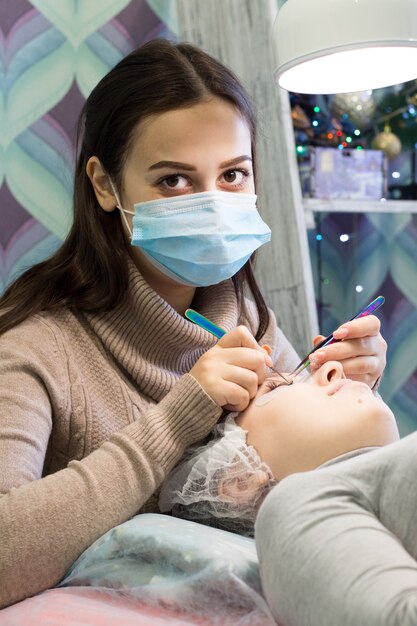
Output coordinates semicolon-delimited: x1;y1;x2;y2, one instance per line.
0;317;222;609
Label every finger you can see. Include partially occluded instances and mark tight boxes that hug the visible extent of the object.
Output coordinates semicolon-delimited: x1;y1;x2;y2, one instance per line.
332;315;381;340
218;346;270;381
218;325;273;365
261;344;272;356
224;366;259;400
334;355;381;384
218;325;260;350
312;336;379;363
221;381;251;412
312;334;326;348
309;331;387;372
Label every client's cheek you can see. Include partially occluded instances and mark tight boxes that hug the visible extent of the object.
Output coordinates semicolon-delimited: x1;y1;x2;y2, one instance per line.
255;385;285;407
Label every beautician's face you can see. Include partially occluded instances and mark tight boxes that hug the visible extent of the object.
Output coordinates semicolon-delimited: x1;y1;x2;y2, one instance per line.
119;97;254;287
123;96;254;201
236;361;399;481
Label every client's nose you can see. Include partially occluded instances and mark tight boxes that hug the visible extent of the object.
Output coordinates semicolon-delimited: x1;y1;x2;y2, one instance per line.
313;361;345;386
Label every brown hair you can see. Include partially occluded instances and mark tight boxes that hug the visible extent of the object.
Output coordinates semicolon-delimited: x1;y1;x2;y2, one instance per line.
0;39;270;340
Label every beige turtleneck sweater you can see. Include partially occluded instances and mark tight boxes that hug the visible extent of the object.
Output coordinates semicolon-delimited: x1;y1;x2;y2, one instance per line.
0;264;298;609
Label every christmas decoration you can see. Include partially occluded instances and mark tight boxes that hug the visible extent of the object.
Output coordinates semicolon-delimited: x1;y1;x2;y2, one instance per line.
373;80;417;150
291;79;417;156
371;124;402;160
331;91;376;130
290;79;417;199
291;104;313;131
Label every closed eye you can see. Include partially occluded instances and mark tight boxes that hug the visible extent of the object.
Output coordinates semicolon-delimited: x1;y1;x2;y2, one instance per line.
264;370;294;391
264;379;284;391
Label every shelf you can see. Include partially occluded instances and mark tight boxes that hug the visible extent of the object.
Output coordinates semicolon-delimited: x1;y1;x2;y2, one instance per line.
303;198;417;214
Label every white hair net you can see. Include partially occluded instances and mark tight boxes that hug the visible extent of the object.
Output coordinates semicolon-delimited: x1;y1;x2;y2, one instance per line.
159;416;276;537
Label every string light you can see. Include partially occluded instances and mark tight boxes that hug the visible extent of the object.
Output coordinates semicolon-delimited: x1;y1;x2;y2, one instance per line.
292;86;417;330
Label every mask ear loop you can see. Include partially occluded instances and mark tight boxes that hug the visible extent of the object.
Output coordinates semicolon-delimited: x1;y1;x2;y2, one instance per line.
108;179;134;238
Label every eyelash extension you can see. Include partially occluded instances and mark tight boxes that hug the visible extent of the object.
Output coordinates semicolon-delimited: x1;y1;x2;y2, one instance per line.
265;372;294;391
265;379;281;391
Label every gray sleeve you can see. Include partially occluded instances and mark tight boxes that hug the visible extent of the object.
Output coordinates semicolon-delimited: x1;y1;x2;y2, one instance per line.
255;433;417;626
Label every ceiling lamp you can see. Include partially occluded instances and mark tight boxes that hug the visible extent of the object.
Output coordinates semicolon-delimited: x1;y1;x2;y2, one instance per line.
274;0;417;94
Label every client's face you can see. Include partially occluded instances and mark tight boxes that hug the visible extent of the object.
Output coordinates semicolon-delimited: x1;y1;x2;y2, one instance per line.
236;361;399;481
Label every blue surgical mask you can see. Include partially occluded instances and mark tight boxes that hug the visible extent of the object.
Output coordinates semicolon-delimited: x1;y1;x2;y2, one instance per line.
112;188;271;287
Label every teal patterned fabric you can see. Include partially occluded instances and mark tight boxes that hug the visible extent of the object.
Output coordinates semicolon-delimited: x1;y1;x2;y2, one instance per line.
59;513;275;625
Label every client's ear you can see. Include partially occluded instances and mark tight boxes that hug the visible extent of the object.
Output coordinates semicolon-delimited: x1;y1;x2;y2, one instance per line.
218;470;270;504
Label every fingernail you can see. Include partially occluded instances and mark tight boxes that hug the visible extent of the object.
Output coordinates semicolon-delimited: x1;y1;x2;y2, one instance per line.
261;344;272;356
333;327;348;339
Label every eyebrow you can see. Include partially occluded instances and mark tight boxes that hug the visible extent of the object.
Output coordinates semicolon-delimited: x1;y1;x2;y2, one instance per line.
148;155;253;172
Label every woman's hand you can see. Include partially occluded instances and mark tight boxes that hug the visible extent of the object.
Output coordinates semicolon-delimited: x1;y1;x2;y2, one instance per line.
309;315;386;389
189;326;272;412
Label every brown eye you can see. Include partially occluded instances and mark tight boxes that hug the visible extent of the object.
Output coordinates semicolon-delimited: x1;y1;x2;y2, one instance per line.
221;168;249;188
158;174;189;192
165;175;181;187
224;170;237;183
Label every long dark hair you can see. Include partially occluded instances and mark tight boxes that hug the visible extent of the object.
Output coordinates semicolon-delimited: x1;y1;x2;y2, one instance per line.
0;39;270;340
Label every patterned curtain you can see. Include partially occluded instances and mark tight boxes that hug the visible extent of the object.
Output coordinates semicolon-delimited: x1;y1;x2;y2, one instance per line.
0;0;172;293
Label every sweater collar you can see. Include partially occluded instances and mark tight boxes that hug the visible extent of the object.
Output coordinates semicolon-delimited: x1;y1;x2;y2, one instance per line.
84;260;239;401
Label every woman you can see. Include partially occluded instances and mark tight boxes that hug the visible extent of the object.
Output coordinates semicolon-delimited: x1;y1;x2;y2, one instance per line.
0;39;386;609
159;360;399;536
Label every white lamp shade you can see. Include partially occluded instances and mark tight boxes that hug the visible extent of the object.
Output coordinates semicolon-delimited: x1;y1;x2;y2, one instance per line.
274;0;417;94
